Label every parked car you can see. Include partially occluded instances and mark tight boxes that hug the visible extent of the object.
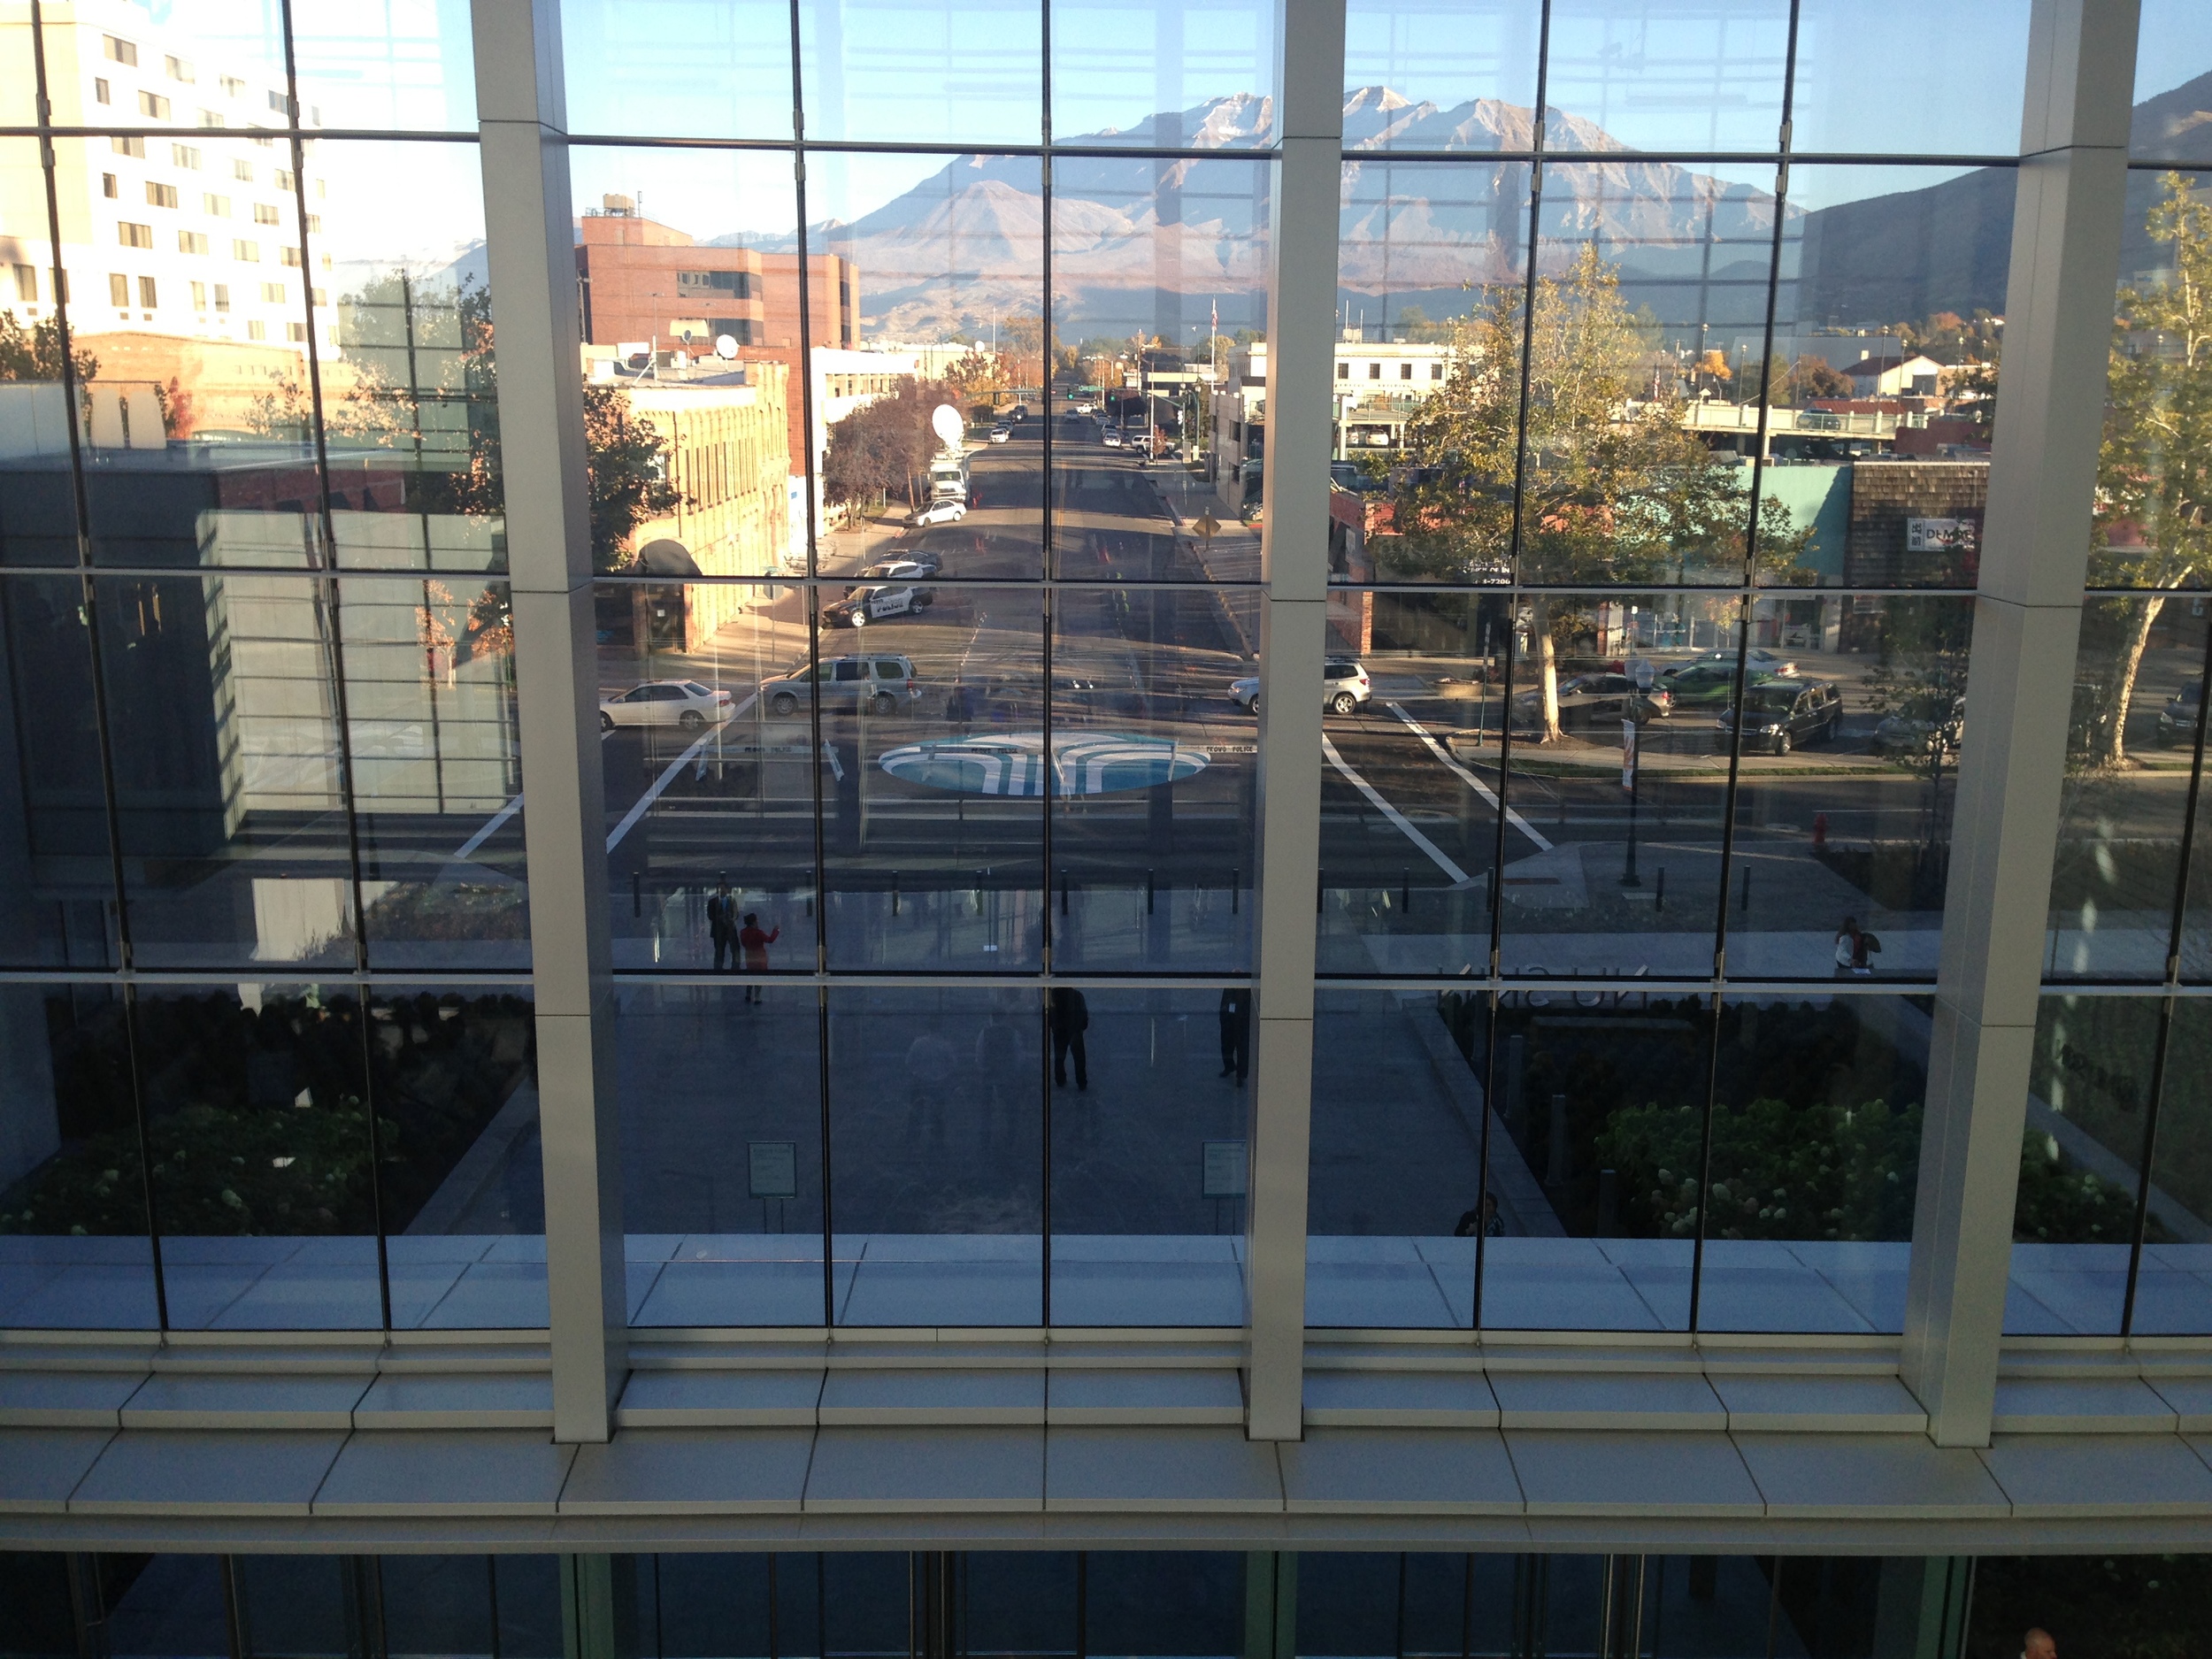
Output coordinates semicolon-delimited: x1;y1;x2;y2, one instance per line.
1655;661;1747;708
2159;680;2203;747
1716;679;1842;755
856;559;933;583
598;680;733;733
1228;658;1372;715
760;654;922;718
910;499;967;526
1680;647;1798;677
988;425;1011;443
1511;672;1671;733
823;584;933;627
1875;696;1966;757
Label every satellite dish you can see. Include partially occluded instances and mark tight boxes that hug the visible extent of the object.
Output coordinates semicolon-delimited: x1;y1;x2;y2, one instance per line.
931;403;964;446
715;334;739;360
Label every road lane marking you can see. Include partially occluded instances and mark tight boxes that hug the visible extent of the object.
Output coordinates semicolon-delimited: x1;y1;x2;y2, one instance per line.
453;795;521;859
1320;735;1474;888
1386;703;1555;854
606;693;760;852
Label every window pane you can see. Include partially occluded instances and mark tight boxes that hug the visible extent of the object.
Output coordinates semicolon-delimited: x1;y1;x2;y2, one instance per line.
1493;591;1742;981
1311;595;1502;975
61;127;316;569
1054;154;1269;576
820;588;1045;973
104;1557;233;1659
1051;987;1249;1325
0;142;77;572
1792;1;2031;157
643;1555;776;1659
134;982;380;1331
381;1556;502;1659
1725;595;1973;984
99;573;355;970
1307;989;1486;1328
621;982;826;1328
0;981;157;1330
814;151;1046;577
2008;994;2156;1336
2132;0;2212;162
826;986;1041;1325
1480;994;1710;1330
2133;997;2212;1333
342;575;525;970
595;583;806;972
1544;0;1789;156
1052;0;1279;149
1332;157;1530;584
1756;165;2011;592
369;983;545;1329
2049;596;2199;982
1050;586;1255;974
290;0;480;130
561;0;793;139
1342;0;1540;150
0;573;123;969
317;140;505;574
1693;993;1927;1333
2098;166;2212;593
1524;163;1777;587
1083;1554;1244;1659
54;6;288;130
798;0;1041;148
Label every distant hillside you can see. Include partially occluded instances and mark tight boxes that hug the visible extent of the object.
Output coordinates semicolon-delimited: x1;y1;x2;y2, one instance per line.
697;72;2212;339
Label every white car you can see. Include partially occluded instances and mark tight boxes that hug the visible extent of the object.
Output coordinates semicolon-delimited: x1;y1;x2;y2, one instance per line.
1228;658;1372;716
987;425;1011;443
1101;428;1124;449
599;680;733;733
856;559;934;583
910;499;967;526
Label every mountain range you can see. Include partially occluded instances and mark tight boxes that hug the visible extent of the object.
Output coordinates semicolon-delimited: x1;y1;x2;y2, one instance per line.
715;68;2212;342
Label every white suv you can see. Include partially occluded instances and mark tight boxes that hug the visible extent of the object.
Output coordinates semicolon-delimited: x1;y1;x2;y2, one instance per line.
1228;658;1372;715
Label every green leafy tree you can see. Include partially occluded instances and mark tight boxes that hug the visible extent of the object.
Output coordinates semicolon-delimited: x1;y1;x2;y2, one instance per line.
1391;245;1811;737
2089;171;2212;764
0;311;97;386
822;377;949;511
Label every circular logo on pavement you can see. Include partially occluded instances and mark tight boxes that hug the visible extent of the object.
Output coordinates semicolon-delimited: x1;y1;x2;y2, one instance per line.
878;733;1210;796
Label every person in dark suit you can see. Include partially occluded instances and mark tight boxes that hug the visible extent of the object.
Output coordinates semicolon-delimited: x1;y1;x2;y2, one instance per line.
1048;987;1088;1091
1218;987;1251;1084
705;878;736;972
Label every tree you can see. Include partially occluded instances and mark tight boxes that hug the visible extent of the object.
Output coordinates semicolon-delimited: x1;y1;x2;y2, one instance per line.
2088;171;2212;765
1390;245;1811;738
822;377;949;511
0;311;97;387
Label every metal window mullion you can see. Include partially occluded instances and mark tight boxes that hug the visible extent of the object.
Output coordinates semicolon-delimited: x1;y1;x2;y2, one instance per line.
1243;0;1348;1441
1901;0;2140;1447
470;0;626;1442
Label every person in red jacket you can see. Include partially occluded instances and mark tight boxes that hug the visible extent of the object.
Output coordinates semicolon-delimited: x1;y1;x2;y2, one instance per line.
738;912;780;1004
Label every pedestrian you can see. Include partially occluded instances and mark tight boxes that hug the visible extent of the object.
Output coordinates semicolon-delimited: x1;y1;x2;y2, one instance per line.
1833;916;1861;980
1217;987;1250;1084
973;1012;1021;1142
706;877;737;972
2023;1631;2056;1659
1049;986;1089;1092
738;911;780;1003
1853;924;1882;976
946;675;972;726
1454;1193;1502;1238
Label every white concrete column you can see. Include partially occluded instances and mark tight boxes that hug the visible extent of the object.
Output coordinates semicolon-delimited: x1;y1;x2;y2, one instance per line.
1244;0;1345;1442
471;0;626;1442
1902;0;2138;1446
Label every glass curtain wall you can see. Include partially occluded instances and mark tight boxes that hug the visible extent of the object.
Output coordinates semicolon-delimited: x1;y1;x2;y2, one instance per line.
2007;38;2212;1333
0;7;541;1332
1304;0;2030;1333
566;0;1271;1327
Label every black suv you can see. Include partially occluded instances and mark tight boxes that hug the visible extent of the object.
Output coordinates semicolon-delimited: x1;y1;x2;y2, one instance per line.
2159;681;2202;747
1717;680;1843;754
